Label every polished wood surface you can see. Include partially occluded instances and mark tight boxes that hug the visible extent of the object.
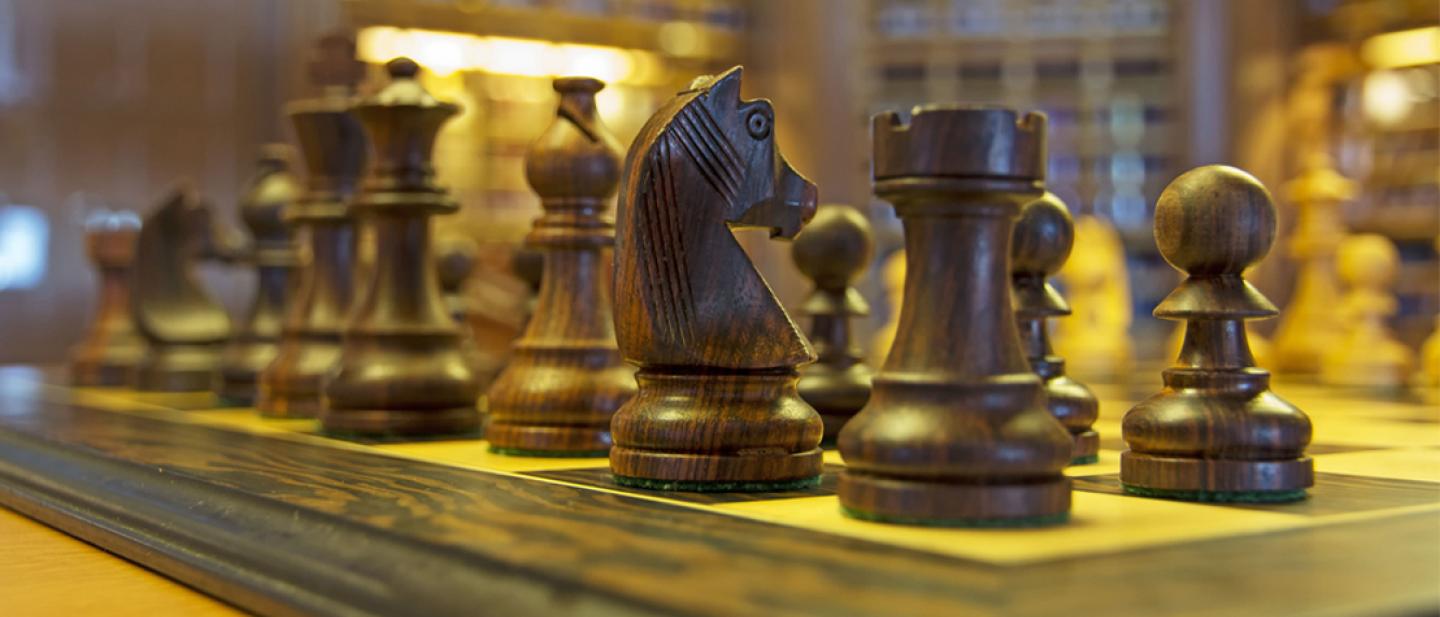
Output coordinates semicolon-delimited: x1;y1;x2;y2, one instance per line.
1011;192;1100;465
610;67;823;488
839;106;1072;525
69;217;146;387
1123;165;1313;500
485;77;635;456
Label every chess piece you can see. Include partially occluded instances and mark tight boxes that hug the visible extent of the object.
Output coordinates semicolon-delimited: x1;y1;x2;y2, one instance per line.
793;203;874;444
1122;165;1313;502
1320;234;1414;389
1166;268;1274;369
130;185;233;392
216;145;300;404
258;35;367;419
70;213;147;386
610;67;823;489
839;106;1072;526
322;58;482;437
511;246;544;331
1011;192;1100;465
1422;317;1440;388
1053;215;1133;380
867;249;905;368
487;77;636;456
436;235;478;325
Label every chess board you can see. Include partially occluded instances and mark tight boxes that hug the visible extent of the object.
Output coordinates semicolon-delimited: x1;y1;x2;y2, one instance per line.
0;365;1436;617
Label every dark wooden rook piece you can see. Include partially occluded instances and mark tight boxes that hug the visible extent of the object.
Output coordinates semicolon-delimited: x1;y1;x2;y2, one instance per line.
1121;165;1314;502
131;185;233;392
487;77;635;456
792;203;874;445
258;35;367;419
838;106;1072;526
610;67;822;490
216;145;300;405
1011;192;1100;465
322;58;482;437
70;213;147;386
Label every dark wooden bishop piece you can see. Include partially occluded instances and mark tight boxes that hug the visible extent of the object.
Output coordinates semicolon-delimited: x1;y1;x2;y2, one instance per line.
1011;192;1100;465
610;67;823;490
486;77;635;456
1121;165;1313;502
70;213;147;386
258;36;367;418
838;106;1072;526
130;185;234;392
322;58;482;437
216;145;300;405
792;203;874;445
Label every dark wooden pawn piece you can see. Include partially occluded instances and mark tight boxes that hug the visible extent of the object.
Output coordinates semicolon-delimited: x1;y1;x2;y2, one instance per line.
322;58;482;437
70;213;147;386
486;77;635;456
792;203;874;445
258;36;367;419
1121;165;1313;502
436;235;499;387
216;145;300;404
130;185;233;392
1011;192;1100;465
610;67;823;490
838;106;1072;526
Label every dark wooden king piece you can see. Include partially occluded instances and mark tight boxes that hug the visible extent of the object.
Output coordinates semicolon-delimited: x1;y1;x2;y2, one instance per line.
610;67;823;490
1121;165;1314;502
486;77;635;456
1011;192;1100;465
70;213;147;386
838;106;1073;526
131;185;233;392
257;35;367;418
216;145;300;404
322;58;482;437
792;203;874;445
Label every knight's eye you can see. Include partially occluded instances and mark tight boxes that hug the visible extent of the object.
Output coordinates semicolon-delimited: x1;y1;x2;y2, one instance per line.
746;110;771;139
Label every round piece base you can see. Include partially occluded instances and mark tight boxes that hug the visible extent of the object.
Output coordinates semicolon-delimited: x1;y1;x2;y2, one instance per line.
613;474;822;493
71;362;134;387
1122;484;1307;503
838;470;1071;524
1070;430;1100;465
321;406;482;439
132;368;216;393
1120;451;1314;494
490;446;610;459
486;423;612;458
215;379;256;407
841;505;1069;528
257;396;322;420
609;447;824;488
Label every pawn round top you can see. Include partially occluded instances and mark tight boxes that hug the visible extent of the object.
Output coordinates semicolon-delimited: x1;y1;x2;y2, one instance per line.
1336;233;1399;287
241;144;299;239
1154;165;1276;276
1011;192;1074;277
435;236;479;292
791;204;874;290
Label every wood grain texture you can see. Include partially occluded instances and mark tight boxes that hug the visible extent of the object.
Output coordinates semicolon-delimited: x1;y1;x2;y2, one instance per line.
838;106;1072;524
610;67;823;486
70;219;147;387
485;77;636;456
1123;165;1314;498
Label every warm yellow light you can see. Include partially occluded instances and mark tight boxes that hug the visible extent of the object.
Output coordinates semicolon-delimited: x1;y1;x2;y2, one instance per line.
1363;70;1413;126
355;26;666;86
1361;26;1440;69
480;37;560;78
556;43;635;84
657;21;704;57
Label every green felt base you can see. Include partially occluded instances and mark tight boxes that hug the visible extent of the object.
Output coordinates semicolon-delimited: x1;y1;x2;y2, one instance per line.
1070;453;1100;465
841;506;1070;528
489;446;610;458
1122;484;1308;503
613;474;822;493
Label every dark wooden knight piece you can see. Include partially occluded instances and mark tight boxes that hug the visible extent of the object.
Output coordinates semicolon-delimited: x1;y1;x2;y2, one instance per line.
322;58;482;437
1011;191;1100;465
70;213;147;386
216;145;300;404
1121;164;1313;502
792;203;874;445
610;67;822;490
838;106;1073;526
486;77;636;456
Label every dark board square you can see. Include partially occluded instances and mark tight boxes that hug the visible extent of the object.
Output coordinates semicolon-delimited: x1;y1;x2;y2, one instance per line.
1073;472;1440;517
526;464;842;504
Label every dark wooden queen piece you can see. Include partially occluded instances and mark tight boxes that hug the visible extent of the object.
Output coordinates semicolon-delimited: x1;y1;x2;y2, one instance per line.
70;213;147;386
217;145;300;404
792;203;874;445
322;58;482;437
258;35;367;418
1121;164;1313;502
1011;192;1100;465
610;67;822;490
486;77;635;456
837;106;1073;526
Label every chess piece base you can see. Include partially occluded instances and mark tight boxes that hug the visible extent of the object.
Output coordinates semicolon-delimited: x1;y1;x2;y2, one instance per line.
1120;451;1313;497
258;339;342;419
485;350;632;457
1070;430;1099;465
485;425;612;458
321;406;481;438
133;344;221;392
838;470;1071;526
71;361;135;387
798;362;871;446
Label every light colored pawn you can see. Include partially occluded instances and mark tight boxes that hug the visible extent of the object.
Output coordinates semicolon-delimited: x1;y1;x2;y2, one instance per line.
1321;234;1414;389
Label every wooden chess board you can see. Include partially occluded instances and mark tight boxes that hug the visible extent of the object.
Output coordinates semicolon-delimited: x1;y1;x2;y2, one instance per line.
0;365;1436;617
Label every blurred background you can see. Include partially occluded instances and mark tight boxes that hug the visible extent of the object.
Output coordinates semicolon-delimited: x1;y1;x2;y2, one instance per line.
0;0;1435;373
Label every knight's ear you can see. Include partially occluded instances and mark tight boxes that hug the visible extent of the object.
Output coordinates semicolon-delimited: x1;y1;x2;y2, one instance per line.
702;66;743;110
